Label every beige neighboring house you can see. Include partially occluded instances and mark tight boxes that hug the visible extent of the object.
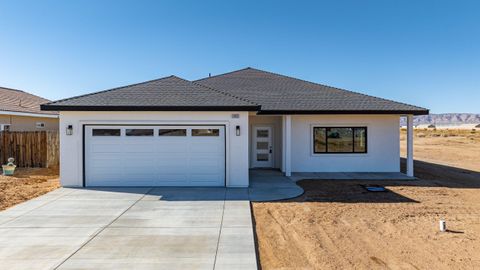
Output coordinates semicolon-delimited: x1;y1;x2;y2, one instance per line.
0;87;58;131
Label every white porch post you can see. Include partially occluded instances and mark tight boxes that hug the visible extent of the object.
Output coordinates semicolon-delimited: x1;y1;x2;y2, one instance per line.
406;114;414;177
281;116;286;173
285;115;292;177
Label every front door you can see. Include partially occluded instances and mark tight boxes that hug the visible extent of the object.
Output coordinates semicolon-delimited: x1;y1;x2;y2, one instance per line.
252;126;273;168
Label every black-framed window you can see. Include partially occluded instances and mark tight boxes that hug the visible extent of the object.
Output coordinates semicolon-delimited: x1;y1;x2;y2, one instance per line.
313;127;367;153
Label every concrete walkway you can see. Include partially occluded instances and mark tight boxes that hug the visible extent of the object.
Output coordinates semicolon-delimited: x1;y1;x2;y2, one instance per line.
249;169;304;201
0;187;257;270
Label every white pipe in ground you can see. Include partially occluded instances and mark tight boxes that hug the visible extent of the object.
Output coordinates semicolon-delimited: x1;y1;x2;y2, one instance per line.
439;220;446;232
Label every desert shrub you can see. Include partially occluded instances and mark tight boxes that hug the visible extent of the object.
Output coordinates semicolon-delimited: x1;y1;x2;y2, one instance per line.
417;133;426;138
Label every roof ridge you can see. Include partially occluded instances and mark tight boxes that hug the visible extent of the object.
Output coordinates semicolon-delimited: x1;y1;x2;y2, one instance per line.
190;79;259;107
170;74;258;106
244;67;428;111
0;86;51;102
194;67;252;82
0;86;26;93
45;75;176;106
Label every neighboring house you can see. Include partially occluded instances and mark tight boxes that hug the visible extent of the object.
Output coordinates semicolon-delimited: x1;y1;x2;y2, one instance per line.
41;68;428;187
0;87;58;131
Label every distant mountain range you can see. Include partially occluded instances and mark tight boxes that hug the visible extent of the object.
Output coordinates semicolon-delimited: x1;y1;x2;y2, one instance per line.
400;113;480;126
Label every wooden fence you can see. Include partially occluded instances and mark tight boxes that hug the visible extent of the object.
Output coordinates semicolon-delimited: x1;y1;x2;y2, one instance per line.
0;131;59;168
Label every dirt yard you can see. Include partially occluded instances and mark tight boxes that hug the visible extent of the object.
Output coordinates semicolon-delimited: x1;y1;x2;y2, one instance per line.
400;128;480;172
252;129;480;270
0;168;60;210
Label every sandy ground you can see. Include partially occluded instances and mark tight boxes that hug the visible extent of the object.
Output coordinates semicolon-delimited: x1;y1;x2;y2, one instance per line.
400;129;480;172
0;168;60;210
252;130;480;270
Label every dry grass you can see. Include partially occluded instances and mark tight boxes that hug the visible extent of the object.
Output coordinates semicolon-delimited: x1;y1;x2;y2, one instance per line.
253;129;480;270
0;167;60;210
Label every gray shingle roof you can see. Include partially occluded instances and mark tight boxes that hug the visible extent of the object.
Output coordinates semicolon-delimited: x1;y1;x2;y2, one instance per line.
196;68;428;115
0;87;57;115
41;76;259;111
42;68;428;115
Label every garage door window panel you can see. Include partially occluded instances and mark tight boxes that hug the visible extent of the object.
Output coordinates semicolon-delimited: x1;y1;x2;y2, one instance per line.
159;129;187;136
92;129;121;136
192;129;220;136
126;129;154;136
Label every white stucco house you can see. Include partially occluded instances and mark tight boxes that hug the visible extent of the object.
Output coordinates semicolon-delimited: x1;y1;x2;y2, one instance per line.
41;68;428;187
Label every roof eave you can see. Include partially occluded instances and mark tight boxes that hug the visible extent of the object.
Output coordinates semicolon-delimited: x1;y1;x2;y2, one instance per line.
0;110;59;118
40;104;261;112
257;109;429;116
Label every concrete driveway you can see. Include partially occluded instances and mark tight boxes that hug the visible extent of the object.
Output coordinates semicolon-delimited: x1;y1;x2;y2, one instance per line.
0;187;257;270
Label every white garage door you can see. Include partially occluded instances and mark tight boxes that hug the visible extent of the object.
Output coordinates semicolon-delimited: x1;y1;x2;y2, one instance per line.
84;125;225;186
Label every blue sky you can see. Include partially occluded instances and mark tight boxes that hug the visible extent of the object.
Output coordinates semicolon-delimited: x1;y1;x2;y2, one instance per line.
0;0;479;113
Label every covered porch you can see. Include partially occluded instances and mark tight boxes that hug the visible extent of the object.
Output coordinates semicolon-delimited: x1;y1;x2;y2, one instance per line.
248;114;416;178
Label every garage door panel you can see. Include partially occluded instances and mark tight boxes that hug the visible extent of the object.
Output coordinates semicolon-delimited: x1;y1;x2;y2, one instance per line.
156;142;189;153
89;158;122;169
88;173;123;183
190;159;222;169
156;153;188;160
85;125;225;187
157;165;188;174
124;152;157;160
120;143;156;153
190;174;223;183
156;175;189;184
190;143;222;153
90;143;124;153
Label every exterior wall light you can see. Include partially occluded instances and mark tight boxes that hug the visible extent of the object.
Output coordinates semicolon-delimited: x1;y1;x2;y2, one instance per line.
236;125;241;136
66;125;73;135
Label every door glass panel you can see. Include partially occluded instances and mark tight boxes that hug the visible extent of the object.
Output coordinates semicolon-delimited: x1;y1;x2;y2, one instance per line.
256;129;269;138
257;153;269;161
126;129;154;136
92;129;121;136
192;129;220;136
256;142;269;150
159;129;187;136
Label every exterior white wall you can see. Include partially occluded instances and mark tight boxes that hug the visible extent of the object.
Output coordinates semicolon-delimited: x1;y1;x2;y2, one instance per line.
291;115;400;172
59;111;249;187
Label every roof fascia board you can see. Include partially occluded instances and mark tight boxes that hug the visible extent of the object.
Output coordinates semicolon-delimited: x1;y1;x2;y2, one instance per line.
257;109;429;116
41;105;261;111
0;110;59;118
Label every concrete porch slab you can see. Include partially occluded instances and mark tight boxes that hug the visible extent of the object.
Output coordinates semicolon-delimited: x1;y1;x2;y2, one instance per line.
289;171;416;181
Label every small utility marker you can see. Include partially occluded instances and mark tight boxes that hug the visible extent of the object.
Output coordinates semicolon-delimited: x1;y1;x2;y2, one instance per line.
439;220;446;232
